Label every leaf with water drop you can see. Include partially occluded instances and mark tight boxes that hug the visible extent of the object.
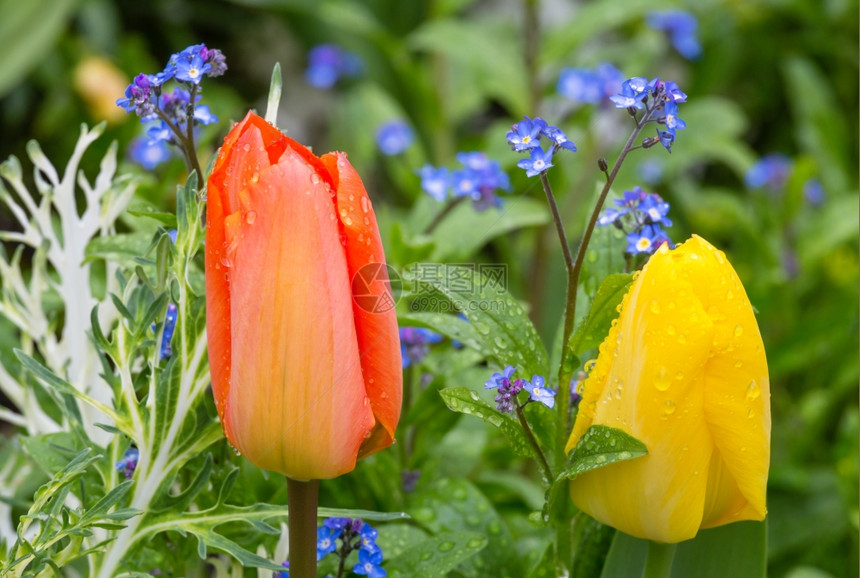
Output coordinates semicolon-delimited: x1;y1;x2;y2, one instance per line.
557;425;647;482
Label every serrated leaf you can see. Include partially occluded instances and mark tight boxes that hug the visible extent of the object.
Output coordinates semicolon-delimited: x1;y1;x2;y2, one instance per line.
408;265;548;378
558;425;647;481
439;387;536;459
386;531;487;578
570;273;633;355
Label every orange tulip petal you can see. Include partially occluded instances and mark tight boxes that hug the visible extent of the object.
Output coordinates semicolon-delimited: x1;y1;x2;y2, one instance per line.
321;152;402;457
215;125;375;479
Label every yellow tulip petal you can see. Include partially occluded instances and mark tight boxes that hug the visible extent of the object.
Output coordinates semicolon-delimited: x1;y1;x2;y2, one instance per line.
567;236;770;543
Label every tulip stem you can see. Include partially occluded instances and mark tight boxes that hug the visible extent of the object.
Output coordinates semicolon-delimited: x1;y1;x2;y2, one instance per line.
643;541;676;578
287;477;320;578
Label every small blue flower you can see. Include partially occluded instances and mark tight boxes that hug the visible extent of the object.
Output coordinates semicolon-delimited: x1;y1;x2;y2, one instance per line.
306;44;361;89
278;561;289;578
745;154;792;191
159;303;178;360
506;116;546;152
174;49;211;84
400;327;443;368
626;224;668;255
661;81;687;103
647;11;702;60
418;165;450;202
542;125;577;152
193;105;218;125
803;178;825;206
317;526;340;561
116;448;139;479
657;129;675;153
639;194;672;227
451;168;481;199
376;120;414;156
354;548;386;578
610;77;650;109
614;187;647;212
359;522;381;554
557;63;625;105
526;375;556;409
597;207;624;227
516;146;554;177
662;101;686;133
128;136;172;170
168;229;178;243
485;365;516;390
494;378;526;414
324;517;350;532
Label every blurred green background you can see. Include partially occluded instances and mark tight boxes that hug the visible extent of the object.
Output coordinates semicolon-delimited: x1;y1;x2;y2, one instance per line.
0;0;857;576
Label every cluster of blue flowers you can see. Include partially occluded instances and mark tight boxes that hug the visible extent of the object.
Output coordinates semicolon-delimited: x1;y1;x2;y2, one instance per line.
484;365;555;414
557;63;624;105
117;44;224;168
306;44;362;89
505;116;577;178
399;327;443;369
321;517;386;577
115;448;139;480
646;10;702;60
609;77;687;153
419;152;510;211
376;120;414;156
598;186;674;255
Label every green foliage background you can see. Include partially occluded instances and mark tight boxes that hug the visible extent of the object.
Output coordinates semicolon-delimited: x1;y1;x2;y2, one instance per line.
0;0;856;576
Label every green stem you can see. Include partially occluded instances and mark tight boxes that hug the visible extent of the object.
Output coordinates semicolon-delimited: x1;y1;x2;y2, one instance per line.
515;402;552;483
643;541;676;578
422;196;466;234
287;477;320;578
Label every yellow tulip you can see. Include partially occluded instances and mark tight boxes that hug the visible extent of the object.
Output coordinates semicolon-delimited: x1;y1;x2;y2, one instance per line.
566;235;770;543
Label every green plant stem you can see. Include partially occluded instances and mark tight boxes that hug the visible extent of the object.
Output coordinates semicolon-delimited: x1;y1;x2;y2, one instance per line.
422;195;466;234
643;541;677;578
287;477;320;578
515;402;552;483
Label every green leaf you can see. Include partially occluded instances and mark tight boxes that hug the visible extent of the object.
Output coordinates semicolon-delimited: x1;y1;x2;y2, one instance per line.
427;197;550;262
386;531;487;578
570;273;633;355
526;543;555;578
84;232;155;270
571;515;616;578
0;0;77;97
439;387;537;459
408;265;548;378
408;18;528;116
408;478;519;577
398;311;492;359
600;521;767;578
558;425;648;481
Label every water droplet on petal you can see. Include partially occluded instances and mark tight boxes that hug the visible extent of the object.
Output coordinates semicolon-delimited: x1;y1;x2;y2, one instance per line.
746;380;760;401
734;325;744;337
242;143;250;152
654;366;671;391
650;300;660;314
245;211;257;224
310;173;320;184
661;400;676;418
360;196;370;213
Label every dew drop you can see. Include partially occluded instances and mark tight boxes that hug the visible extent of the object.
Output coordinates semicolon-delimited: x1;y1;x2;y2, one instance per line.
747;408;755;418
360;196;370;213
344;216;353;226
363;396;370;407
677;333;687;344
245;211;257;224
310;173;320;185
734;325;744;338
675;371;684;381
690;253;699;260
654;366;671;391
304;189;311;195
734;360;743;368
661;400;676;418
242;143;250;152
250;172;260;184
363;216;371;225
666;324;676;336
650;300;660;314
745;380;760;401
494;337;508;349
348;193;355;201
340;208;348;217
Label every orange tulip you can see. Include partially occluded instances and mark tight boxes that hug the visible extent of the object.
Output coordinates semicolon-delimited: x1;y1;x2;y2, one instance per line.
205;111;402;480
566;235;770;543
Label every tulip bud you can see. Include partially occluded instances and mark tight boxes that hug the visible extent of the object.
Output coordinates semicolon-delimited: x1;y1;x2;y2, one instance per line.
205;112;402;480
566;235;770;543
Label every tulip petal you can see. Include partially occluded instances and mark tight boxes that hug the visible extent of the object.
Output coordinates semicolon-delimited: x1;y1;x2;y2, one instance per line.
215;125;375;479
684;236;771;523
568;241;717;543
321;152;402;457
